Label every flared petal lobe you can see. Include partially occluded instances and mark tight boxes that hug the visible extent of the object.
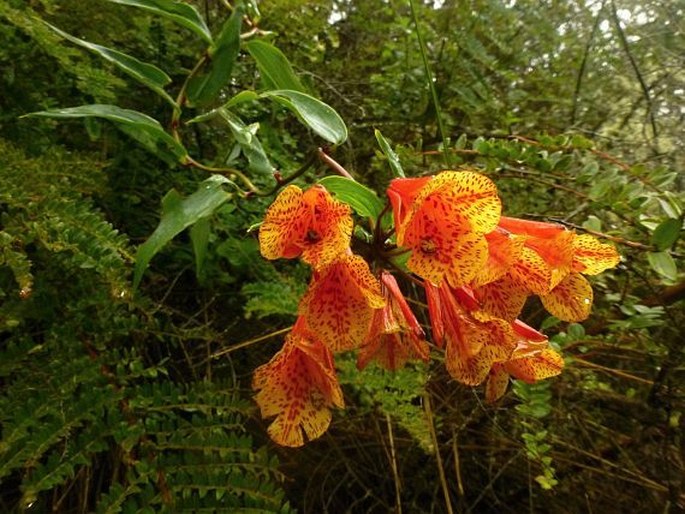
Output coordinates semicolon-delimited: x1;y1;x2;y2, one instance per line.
259;185;353;269
253;320;344;447
357;271;429;371
299;254;385;352
572;234;620;275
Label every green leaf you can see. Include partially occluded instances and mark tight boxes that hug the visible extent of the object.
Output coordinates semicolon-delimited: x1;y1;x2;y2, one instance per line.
186;7;243;106
374;129;405;177
262;90;347;144
25;104;188;164
223;90;260;109
647;251;678;282
318;176;384;219
218;109;275;176
44;22;175;106
106;0;212;43
245;40;305;92
190;217;210;280
651;218;681;251
133;175;232;289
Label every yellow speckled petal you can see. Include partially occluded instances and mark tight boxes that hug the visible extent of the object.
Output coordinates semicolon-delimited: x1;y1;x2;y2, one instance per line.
572;234;620;275
404;212;467;284
259;185;305;260
472;231;525;287
253;327;344;447
473;275;529;322
414;171;502;234
445;234;489;288
525;230;575;289
505;348;564;383
299;186;353;269
540;273;594;322
510;246;553;295
300;255;384;352
485;364;510;403
443;304;515;386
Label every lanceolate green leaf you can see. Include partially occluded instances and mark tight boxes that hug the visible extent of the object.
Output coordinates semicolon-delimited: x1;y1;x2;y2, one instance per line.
651;218;681;251
375;129;405;178
44;22;176;107
134;175;232;289
106;0;212;44
245;40;305;92
186;7;243;106
318;176;384;219
262;90;347;145
26;104;188;164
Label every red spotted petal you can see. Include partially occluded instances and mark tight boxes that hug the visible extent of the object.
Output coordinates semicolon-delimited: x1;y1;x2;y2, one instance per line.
300;254;385;352
505;348;564;383
524;230;575;289
253;322;344;447
445;234;489;288
572;234;620;275
509;246;553;295
473;274;529;322
472;231;525;287
259;185;306;260
410;170;502;235
485;364;510;403
357;272;429;370
403;211;470;284
259;185;352;269
540;273;594;322
440;289;515;385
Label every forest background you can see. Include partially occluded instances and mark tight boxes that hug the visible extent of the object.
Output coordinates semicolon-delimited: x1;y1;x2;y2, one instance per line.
0;0;683;512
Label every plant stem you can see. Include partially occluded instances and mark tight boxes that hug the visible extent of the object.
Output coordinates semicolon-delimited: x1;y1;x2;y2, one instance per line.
409;0;450;168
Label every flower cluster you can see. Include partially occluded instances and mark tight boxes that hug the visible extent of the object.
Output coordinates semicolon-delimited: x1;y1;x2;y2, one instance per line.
253;171;619;446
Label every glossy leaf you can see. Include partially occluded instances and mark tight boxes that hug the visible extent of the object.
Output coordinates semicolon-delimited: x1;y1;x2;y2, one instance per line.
106;0;212;43
262;90;347;144
133;175;232;289
25;104;188;164
375;129;405;177
190;217;210;280
647;251;677;282
318;176;384;219
651;218;681;251
186;7;243;106
245;40;305;92
44;22;175;106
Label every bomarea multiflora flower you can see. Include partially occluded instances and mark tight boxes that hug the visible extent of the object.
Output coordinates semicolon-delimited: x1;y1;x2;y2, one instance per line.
252;317;344;448
388;171;501;287
357;271;429;371
252;173;619;446
258;184;352;269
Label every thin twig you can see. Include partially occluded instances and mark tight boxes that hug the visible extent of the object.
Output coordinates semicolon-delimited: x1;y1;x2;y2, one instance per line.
386;413;403;514
424;392;454;514
610;1;658;142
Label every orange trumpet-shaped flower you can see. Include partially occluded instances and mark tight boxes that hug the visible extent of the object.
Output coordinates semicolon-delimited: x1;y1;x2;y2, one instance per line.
485;320;564;403
357;271;430;371
425;281;516;386
259;184;352;269
388;171;502;286
497;217;620;322
253;318;344;447
299;253;386;352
